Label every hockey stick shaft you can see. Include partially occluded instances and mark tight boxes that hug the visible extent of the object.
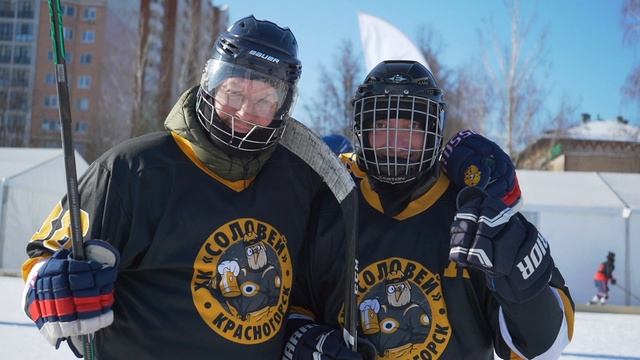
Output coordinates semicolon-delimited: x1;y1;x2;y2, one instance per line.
341;190;358;351
614;283;640;302
47;1;96;358
280;119;359;351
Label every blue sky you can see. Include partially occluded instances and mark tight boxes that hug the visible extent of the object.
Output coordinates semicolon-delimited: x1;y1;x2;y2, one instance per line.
219;0;638;127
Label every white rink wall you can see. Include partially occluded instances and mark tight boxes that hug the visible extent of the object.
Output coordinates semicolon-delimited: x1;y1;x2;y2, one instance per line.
518;170;640;306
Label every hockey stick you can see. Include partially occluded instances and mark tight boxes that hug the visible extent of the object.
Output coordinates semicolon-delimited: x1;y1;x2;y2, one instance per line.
46;1;97;358
614;283;640;302
280;118;359;351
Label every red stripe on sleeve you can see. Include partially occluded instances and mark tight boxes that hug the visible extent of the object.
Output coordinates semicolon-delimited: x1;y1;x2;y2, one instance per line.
502;176;521;207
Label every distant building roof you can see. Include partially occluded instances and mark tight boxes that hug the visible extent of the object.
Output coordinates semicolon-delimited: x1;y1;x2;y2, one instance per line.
544;120;640;143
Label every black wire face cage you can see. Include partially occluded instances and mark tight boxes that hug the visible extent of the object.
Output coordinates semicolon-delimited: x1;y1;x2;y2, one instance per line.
196;60;296;153
353;94;445;184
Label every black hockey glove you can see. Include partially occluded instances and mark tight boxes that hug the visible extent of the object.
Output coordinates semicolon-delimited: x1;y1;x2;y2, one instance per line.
449;186;553;304
283;323;376;360
441;130;521;207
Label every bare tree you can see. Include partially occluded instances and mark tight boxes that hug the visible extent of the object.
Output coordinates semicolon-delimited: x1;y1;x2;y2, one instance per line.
306;27;490;143
622;0;640;44
515;94;578;170
130;3;166;138
88;2;167;160
416;26;450;87
175;0;203;93
174;0;222;95
445;67;492;139
545;94;578;143
0;90;29;146
309;2;560;157
131;0;225;138
621;0;640;108
304;39;362;136
0;70;30;147
87;1;226;161
478;0;550;158
416;26;491;141
86;5;138;161
0;90;9;144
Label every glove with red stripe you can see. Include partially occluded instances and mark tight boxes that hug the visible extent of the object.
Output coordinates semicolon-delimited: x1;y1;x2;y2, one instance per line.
23;239;119;354
441;130;521;207
449;187;553;303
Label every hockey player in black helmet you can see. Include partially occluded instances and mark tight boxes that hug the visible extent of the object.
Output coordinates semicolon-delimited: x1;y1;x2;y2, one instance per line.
354;61;446;185
196;16;300;154
21;16;350;359
286;60;575;359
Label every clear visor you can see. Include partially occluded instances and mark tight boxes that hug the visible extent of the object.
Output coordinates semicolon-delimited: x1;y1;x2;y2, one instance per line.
201;59;294;119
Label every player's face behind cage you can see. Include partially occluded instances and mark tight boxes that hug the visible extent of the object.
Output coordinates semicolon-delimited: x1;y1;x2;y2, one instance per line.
197;59;297;152
354;94;444;184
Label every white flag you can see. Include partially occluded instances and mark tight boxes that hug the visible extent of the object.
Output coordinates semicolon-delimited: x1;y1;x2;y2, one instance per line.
357;12;430;73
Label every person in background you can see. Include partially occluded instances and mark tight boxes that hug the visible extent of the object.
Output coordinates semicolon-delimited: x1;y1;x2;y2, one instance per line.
590;251;616;305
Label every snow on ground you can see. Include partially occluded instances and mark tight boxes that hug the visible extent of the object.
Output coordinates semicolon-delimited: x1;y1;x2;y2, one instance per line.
559;312;640;359
1;275;638;359
0;276;72;359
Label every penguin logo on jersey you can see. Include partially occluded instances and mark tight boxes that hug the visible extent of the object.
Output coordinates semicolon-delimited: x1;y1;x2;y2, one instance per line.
191;218;292;344
357;258;451;359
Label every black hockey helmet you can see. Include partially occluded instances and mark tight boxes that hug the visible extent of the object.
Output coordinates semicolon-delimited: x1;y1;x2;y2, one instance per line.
196;15;302;154
352;60;446;184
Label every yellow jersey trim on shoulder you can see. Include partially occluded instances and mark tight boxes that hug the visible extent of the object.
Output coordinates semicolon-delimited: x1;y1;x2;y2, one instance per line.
339;153;366;178
360;172;451;220
171;132;254;192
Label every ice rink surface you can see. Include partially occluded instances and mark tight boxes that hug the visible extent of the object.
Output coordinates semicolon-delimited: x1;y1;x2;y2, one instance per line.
1;275;638;359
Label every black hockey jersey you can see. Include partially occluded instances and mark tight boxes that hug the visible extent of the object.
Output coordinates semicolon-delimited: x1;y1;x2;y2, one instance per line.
22;130;346;359
340;154;575;360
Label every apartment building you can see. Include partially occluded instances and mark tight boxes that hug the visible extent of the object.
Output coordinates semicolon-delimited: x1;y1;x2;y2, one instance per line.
170;1;228;107
0;0;39;147
31;0;107;157
2;0;227;161
140;0;228;125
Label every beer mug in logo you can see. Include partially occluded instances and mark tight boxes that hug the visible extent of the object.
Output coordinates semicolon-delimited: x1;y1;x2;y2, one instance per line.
217;260;241;297
359;299;381;335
